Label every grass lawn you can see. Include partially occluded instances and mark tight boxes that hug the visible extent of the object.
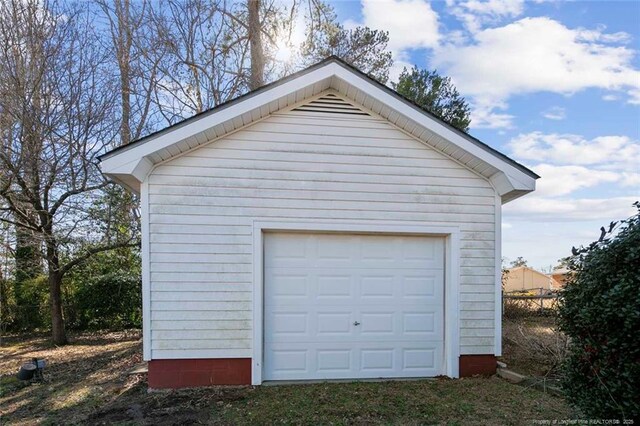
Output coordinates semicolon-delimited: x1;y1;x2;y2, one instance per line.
1;331;574;425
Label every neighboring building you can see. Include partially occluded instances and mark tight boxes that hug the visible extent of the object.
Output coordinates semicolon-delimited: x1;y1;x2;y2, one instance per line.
99;57;538;388
550;267;571;289
503;266;556;293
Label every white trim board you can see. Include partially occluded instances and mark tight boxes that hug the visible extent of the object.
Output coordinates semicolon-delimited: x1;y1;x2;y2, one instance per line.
251;220;461;385
140;180;152;360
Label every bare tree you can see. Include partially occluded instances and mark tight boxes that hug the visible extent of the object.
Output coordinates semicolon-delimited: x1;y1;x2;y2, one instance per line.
296;1;392;83
0;0;138;344
248;0;264;89
146;0;248;122
97;0;163;146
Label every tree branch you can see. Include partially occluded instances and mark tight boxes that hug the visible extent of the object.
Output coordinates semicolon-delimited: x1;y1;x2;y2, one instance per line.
60;238;140;276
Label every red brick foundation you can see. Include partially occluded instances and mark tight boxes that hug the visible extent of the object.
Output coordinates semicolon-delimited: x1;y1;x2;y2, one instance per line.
148;358;251;389
459;354;497;376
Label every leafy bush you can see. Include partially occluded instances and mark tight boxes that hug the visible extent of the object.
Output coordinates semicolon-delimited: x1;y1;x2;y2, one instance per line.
5;275;51;331
2;246;142;333
557;203;640;419
65;248;141;331
71;272;141;330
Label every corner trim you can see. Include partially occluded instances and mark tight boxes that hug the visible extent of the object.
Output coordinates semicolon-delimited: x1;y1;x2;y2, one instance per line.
494;195;502;356
140;180;151;360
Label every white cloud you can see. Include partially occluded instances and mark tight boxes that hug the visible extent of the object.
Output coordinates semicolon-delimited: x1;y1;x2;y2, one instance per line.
508;132;640;170
503;196;637;221
629;88;640;105
432;17;640;128
470;103;514;128
345;0;440;86
447;0;524;33
508;132;639;199
346;0;440;53
531;164;620;197
576;25;632;44
621;172;640;187
541;106;566;120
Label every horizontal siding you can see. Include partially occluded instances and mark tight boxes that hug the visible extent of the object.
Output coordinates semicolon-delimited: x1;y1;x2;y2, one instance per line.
152;320;251;330
148;107;497;359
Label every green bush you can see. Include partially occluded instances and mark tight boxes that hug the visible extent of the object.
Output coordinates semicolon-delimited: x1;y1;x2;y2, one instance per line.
71;272;141;330
9;275;50;331
557;203;640;419
3;246;142;333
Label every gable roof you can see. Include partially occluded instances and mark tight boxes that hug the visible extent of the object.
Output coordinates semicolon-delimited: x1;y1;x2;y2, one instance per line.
99;56;538;202
507;266;549;275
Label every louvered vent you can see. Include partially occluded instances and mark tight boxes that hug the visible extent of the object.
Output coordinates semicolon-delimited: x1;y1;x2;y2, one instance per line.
292;93;370;116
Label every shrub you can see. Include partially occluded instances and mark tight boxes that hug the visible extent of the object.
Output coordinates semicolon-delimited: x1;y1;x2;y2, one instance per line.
557;203;640;419
71;272;141;330
6;275;50;331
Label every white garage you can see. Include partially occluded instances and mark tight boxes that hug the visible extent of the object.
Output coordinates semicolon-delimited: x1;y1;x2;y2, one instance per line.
263;233;444;380
99;57;538;388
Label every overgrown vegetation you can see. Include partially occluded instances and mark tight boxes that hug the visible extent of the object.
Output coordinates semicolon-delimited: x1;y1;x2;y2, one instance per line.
1;250;141;333
501;317;568;379
557;202;640;419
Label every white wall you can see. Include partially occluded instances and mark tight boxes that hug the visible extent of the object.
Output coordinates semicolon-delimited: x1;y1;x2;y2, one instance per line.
146;93;498;359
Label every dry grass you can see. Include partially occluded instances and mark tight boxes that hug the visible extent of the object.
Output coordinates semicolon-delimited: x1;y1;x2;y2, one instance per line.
0;330;143;425
1;330;574;425
501;316;568;378
502;295;558;319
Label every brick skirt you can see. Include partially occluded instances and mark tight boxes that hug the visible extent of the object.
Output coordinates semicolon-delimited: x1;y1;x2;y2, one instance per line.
147;355;496;388
148;358;251;389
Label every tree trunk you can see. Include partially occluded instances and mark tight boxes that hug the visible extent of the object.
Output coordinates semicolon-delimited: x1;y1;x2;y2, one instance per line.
248;0;264;90
117;0;132;145
45;234;67;345
49;270;66;345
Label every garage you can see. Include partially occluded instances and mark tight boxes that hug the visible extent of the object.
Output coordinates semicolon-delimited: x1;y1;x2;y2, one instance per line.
100;57;539;388
263;232;445;381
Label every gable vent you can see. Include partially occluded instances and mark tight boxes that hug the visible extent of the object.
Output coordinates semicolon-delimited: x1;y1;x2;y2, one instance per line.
292;93;370;116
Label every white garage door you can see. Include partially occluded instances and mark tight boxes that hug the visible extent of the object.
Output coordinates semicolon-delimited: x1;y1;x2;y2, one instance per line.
263;233;445;381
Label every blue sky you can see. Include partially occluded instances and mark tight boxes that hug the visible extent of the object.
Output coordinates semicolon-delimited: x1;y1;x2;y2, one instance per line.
327;0;640;270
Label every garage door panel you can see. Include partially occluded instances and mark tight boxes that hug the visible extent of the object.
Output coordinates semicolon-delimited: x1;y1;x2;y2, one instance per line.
359;312;394;335
264;341;443;380
317;312;352;335
265;234;310;266
267;312;308;337
316;235;357;265
360;275;396;298
264;233;445;381
267;307;442;339
268;349;308;375
266;268;443;305
316;275;353;298
269;274;310;298
402;275;439;298
403;348;437;371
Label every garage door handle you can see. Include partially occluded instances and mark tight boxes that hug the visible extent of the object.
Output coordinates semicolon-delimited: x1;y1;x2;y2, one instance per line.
353;321;360;326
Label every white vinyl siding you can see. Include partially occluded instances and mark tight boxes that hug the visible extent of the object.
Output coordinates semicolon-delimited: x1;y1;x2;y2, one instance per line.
147;98;497;359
